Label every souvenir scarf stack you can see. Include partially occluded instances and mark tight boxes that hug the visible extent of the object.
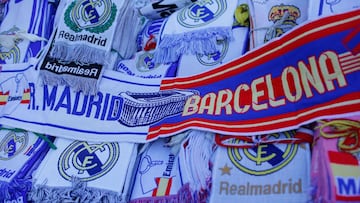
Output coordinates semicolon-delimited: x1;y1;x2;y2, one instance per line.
210;126;314;203
247;0;309;49
176;0;250;77
39;0;139;95
0;0;56;64
311;115;360;202
0;126;55;202
152;0;238;64
29;137;139;202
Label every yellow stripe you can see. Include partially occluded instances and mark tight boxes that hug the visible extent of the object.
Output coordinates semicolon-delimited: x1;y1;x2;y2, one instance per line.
156;178;169;196
331;163;360;177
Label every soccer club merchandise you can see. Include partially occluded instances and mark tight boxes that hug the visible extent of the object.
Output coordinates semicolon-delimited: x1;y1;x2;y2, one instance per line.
247;0;309;49
29;137;138;202
136;18;166;52
177;130;216;202
114;50;178;79
210;130;313;203
138;0;195;20
308;0;360;20
0;127;54;203
311;115;360;202
176;26;249;77
129;138;182;203
0;0;56;64
153;0;238;64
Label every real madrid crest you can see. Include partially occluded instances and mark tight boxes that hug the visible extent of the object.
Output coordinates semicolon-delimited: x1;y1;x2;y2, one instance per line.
58;141;120;181
136;52;159;72
177;0;227;28
0;130;28;160
64;0;117;33
227;131;298;175
196;39;228;66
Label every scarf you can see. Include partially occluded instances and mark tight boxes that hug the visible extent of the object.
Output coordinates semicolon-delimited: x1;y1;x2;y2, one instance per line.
308;0;360;20
153;0;237;64
137;0;195;20
29;137;138;202
247;0;309;49
311;116;360;202
210;128;314;203
0;0;54;64
177;26;249;77
136;18;166;52
177;130;216;202
0;127;53;202
129;138;182;202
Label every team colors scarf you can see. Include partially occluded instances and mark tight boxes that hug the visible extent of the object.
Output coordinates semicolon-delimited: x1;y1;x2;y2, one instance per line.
0;127;53;202
129;138;183;202
177;26;249;77
29;137;138;202
0;0;55;64
153;0;237;64
210;128;314;203
311;116;360;202
247;0;309;49
114;50;178;79
136;18;166;52
137;0;195;20
308;0;360;20
177;130;216;202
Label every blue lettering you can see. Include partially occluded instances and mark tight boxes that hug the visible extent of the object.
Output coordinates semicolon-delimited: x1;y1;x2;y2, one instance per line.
54;87;72;114
337;177;359;195
86;92;103;119
72;92;89;116
107;96;122;120
42;85;57;110
28;83;36;110
100;94;110;120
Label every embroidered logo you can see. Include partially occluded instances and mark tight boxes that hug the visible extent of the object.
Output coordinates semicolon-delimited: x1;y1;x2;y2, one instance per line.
65;0;117;33
196;39;228;66
177;0;227;28
264;4;300;43
58;141;120;181
0;45;20;64
136;52;160;72
227;131;298;175
0;130;28;160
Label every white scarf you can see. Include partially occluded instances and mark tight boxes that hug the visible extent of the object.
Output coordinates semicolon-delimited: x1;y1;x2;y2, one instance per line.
153;0;238;64
308;0;360;20
138;0;194;20
29;137;138;202
247;0;309;49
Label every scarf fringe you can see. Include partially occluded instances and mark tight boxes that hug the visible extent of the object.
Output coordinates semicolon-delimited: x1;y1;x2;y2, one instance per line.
50;42;108;65
153;27;233;64
40;70;99;95
29;177;122;203
0;178;32;201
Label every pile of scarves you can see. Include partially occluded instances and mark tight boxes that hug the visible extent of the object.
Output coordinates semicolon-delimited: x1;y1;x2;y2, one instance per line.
0;0;359;202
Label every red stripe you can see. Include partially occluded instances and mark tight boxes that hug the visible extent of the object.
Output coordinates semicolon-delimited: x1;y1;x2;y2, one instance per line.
328;151;359;165
160;9;360;90
342;25;360;55
336;195;360;201
152;177;160;196
165;178;172;195
147;93;360;140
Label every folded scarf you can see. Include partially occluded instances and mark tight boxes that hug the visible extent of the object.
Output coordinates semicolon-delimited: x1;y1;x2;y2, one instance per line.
114;50;178;79
0;0;54;64
136;18;166;52
177;26;249;77
311;115;360;202
153;0;237;64
129;138;182;202
0;127;54;202
138;0;195;20
247;0;309;49
308;0;360;20
210;128;314;202
29;137;138;202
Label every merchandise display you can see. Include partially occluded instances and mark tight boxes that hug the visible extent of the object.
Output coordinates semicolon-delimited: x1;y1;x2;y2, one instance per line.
0;0;359;202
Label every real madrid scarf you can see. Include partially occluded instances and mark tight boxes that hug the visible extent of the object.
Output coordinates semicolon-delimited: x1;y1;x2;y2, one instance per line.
247;0;309;49
308;0;360;20
129;138;182;203
0;127;53;202
153;0;238;64
137;0;195;20
210;128;313;203
29;137;138;202
49;0;125;65
311;115;360;202
0;0;54;64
